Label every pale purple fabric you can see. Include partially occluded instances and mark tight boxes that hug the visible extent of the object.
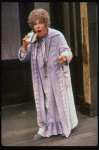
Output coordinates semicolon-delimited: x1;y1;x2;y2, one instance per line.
18;28;78;137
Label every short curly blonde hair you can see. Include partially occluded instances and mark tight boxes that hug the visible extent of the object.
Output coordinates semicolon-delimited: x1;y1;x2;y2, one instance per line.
28;8;50;29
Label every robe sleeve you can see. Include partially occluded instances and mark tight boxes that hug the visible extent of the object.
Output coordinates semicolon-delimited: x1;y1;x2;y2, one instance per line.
18;43;31;62
58;33;73;64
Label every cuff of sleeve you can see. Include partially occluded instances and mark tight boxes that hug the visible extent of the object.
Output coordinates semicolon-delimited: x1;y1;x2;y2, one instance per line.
18;47;27;60
61;51;70;57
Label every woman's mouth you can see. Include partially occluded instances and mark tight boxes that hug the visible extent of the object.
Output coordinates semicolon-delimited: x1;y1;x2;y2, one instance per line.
37;30;41;33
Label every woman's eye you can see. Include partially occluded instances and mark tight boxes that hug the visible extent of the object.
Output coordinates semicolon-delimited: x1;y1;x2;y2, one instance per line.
39;22;42;24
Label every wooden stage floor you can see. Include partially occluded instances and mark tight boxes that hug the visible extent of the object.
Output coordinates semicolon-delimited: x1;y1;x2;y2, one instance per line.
1;102;98;146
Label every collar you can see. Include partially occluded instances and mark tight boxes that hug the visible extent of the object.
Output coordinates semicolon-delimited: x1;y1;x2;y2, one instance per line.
31;28;60;44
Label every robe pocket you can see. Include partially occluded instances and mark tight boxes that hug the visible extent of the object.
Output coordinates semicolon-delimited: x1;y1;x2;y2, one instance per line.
62;64;69;72
53;60;61;72
62;65;70;87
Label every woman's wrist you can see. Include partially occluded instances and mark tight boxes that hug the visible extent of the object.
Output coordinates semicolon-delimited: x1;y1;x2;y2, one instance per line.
22;45;27;51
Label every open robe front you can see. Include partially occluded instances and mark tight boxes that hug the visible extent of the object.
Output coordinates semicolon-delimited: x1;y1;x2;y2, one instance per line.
18;28;78;137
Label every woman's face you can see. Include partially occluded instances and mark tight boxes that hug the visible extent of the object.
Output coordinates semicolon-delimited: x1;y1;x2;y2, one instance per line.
33;19;47;38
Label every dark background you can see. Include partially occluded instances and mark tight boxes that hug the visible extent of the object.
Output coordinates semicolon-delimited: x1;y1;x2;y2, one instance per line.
1;2;98;116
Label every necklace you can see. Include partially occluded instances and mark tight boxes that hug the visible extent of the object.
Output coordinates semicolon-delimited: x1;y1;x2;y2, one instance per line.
37;35;48;77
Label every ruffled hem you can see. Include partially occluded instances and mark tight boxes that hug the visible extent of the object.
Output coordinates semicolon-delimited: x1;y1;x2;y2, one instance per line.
38;122;63;137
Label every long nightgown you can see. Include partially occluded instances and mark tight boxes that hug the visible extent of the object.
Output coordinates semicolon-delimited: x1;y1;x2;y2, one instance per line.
36;37;63;137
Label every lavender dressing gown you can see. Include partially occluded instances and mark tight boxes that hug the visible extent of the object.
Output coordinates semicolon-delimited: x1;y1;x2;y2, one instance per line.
18;28;78;137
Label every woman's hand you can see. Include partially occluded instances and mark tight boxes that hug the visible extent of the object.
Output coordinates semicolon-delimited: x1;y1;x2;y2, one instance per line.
58;55;67;64
22;31;35;51
22;35;31;51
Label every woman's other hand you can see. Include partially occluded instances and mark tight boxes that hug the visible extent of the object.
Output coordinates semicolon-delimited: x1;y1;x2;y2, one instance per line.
58;55;67;64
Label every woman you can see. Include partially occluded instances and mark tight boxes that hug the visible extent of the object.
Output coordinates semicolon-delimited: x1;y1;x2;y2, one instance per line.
18;8;78;140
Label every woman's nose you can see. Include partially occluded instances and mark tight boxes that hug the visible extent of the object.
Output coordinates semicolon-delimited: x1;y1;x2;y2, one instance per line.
37;24;40;28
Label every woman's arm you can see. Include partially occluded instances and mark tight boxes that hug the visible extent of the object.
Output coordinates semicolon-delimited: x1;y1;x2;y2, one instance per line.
18;31;35;62
58;33;73;64
18;44;31;62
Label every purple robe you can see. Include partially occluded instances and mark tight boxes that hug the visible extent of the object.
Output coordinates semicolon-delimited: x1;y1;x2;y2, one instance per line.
18;28;78;137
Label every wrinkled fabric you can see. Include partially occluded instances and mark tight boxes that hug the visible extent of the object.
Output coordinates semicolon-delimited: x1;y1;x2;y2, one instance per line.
18;28;78;137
